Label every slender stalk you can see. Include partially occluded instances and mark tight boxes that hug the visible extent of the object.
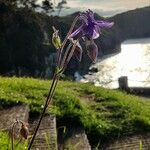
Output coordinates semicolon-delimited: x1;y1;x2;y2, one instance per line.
60;43;72;69
28;74;58;150
46;76;59;108
61;40;78;70
65;41;78;64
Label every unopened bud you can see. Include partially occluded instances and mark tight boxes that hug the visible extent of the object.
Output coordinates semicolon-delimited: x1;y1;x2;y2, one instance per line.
20;123;29;139
52;26;62;49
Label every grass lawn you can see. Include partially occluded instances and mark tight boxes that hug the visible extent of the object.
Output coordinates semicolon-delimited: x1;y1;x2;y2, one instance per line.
0;131;28;150
0;76;150;147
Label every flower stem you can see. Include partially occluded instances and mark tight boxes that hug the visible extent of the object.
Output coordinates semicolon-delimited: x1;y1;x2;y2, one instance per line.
28;73;58;150
61;40;78;70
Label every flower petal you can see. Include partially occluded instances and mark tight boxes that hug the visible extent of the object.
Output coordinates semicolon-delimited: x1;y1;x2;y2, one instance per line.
95;21;114;28
69;39;83;61
86;40;98;63
69;10;114;41
68;25;83;39
92;29;99;39
74;43;83;61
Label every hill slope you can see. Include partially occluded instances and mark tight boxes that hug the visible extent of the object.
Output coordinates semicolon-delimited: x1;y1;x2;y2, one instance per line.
1;77;150;147
111;6;150;40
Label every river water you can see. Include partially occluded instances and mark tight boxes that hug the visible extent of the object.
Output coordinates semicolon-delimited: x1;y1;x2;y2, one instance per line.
81;38;150;89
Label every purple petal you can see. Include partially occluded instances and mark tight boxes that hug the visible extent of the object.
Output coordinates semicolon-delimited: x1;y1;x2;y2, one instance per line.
83;26;99;39
92;29;99;39
69;10;114;41
95;21;114;28
86;40;98;63
68;25;83;39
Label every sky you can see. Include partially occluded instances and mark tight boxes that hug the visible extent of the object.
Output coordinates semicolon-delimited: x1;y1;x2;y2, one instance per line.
39;0;150;16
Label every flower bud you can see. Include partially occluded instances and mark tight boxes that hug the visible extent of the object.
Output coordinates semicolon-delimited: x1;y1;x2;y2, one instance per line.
20;123;29;139
52;26;62;49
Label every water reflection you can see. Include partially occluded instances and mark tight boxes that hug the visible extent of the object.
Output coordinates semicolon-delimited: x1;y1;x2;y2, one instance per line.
82;38;150;88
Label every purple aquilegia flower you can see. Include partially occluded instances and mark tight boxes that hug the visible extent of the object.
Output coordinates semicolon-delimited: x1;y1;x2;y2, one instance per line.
68;9;114;63
69;9;114;40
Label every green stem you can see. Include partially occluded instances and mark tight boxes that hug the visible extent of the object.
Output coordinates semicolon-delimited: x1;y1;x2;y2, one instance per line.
61;40;78;70
28;73;58;150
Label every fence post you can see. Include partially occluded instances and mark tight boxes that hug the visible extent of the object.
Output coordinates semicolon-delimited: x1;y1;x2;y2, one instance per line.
118;76;128;90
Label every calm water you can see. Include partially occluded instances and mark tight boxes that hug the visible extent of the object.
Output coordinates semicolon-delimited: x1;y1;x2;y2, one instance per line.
81;38;150;88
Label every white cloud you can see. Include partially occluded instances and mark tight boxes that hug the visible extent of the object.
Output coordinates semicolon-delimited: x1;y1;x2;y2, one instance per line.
38;0;150;16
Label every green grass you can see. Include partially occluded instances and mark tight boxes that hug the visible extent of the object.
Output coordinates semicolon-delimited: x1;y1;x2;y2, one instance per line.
0;76;150;147
0;132;27;150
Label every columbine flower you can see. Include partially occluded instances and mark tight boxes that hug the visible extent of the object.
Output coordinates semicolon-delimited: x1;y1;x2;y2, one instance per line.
69;9;114;40
68;9;114;63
